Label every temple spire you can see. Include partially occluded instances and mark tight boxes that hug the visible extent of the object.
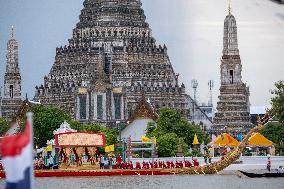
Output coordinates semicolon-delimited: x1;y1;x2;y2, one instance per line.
4;26;21;99
10;26;15;39
222;2;239;57
213;1;252;135
228;0;232;15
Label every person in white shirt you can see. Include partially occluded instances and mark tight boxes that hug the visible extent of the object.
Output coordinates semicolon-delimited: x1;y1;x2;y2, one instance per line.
99;155;104;169
48;155;54;169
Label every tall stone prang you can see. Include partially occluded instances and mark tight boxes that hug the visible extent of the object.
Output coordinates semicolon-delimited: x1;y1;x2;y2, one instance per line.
0;27;23;121
212;7;253;134
34;0;211;127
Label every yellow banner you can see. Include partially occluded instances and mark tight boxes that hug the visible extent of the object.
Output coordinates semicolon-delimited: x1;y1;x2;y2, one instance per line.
44;144;53;152
105;144;115;152
141;136;151;143
141;136;156;144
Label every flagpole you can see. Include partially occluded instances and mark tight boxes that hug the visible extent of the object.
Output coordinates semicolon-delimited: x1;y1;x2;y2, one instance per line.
27;112;34;189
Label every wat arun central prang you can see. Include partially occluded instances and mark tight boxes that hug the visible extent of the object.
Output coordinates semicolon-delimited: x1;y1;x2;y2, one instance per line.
212;7;253;134
34;0;209;127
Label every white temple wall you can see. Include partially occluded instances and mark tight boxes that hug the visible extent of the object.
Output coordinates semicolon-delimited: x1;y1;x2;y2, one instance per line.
121;118;155;141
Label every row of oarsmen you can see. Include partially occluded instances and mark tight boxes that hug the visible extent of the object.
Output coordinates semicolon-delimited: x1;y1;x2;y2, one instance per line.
115;160;200;170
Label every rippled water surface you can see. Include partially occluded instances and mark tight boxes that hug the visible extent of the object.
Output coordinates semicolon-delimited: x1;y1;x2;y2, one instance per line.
1;175;284;189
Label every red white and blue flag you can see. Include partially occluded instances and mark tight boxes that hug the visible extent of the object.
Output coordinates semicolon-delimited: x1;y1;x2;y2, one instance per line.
1;117;34;189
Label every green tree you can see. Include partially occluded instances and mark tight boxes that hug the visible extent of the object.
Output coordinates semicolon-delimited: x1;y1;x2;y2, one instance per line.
156;133;179;157
271;80;284;123
0;117;9;136
157;108;182;133
146;121;156;138
151;108;204;145
261;122;284;155
27;104;72;147
178;138;189;156
146;108;205;157
260;81;284;155
101;128;118;146
203;133;211;145
70;121;83;131
79;123;102;132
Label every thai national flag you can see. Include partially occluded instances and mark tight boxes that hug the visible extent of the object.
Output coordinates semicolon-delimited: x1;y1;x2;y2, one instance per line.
1;117;34;189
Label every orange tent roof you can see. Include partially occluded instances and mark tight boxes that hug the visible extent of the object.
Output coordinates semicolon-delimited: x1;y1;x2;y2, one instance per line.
211;133;240;147
248;133;273;147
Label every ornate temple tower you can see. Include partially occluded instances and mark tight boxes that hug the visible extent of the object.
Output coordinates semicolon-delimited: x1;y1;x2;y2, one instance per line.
212;6;253;134
0;27;23;121
34;0;196;127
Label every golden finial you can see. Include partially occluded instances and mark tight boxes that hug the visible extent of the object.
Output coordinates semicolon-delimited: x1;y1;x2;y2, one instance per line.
228;0;232;15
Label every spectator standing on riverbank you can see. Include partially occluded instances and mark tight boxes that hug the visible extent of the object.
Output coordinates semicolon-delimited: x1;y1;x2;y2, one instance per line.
48;155;54;169
109;156;113;169
204;153;208;164
99;155;104;169
207;152;212;164
267;157;272;172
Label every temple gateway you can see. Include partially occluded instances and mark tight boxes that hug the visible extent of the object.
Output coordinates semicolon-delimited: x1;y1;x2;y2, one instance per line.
34;0;211;127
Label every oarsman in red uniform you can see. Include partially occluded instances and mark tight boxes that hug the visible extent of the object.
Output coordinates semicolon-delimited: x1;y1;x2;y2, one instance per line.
180;161;183;168
179;161;182;168
145;162;150;169
163;161;167;169
170;161;175;168
143;162;150;169
154;161;158;169
142;161;146;169
167;161;171;168
136;162;141;169
175;161;179;168
158;161;163;168
193;158;199;167
185;161;193;168
117;155;122;168
184;161;188;168
129;161;134;170
150;162;154;169
121;162;127;169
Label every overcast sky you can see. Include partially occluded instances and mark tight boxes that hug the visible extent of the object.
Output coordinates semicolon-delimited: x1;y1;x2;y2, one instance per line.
0;0;283;109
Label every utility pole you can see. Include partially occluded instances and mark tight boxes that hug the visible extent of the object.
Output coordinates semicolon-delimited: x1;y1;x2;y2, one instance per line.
191;79;198;121
208;80;214;106
191;79;198;103
116;121;122;142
